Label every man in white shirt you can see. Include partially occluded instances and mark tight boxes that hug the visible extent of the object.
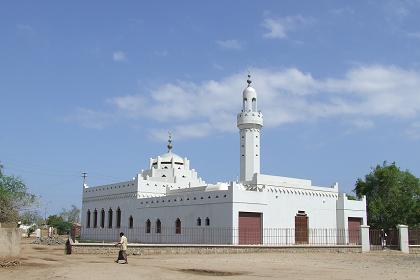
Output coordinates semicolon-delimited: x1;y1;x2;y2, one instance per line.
115;232;128;264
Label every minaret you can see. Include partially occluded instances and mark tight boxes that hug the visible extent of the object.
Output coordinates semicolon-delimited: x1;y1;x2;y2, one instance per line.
237;74;263;182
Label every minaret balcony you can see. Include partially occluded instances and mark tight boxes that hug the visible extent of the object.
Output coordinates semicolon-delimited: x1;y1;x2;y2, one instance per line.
237;112;263;128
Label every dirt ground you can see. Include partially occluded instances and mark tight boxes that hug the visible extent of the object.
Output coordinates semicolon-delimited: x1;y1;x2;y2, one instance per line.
1;240;420;280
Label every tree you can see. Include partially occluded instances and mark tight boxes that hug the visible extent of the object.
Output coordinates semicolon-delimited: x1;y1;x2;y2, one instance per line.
47;214;72;235
59;205;80;223
354;162;420;229
20;210;43;225
0;163;36;223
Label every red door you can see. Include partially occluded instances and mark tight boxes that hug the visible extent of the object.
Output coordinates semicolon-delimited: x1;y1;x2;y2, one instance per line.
295;215;308;244
239;212;262;245
348;217;362;244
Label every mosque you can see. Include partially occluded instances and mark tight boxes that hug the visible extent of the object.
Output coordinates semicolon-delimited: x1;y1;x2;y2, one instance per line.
81;76;367;245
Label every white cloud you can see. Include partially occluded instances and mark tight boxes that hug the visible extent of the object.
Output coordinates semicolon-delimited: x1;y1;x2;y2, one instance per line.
68;65;420;140
64;108;117;129
113;51;127;62
150;123;213;141
262;15;309;39
216;39;243;50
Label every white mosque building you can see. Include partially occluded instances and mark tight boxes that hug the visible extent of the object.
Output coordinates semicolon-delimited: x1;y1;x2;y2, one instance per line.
81;76;367;245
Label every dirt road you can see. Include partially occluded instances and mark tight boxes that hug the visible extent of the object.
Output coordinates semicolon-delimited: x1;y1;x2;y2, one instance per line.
1;241;419;279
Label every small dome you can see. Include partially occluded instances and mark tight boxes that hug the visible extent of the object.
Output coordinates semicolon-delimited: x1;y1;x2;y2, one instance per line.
153;152;184;164
243;86;257;100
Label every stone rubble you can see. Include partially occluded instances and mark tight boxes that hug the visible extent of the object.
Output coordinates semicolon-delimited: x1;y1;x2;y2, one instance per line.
0;258;21;267
31;236;66;245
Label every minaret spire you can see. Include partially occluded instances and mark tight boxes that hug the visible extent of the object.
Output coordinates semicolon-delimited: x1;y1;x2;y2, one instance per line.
247;73;252;87
167;131;173;152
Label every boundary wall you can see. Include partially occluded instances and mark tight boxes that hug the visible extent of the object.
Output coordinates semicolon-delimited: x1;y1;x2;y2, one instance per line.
71;243;361;255
0;228;21;257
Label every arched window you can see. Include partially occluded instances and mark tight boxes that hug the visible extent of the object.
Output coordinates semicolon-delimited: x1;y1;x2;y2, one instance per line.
252;97;257;111
146;219;151;233
156;219;161;234
116;208;121;228
196;217;201;226
129;216;134;229
175;218;181;234
100;209;105;228
108;208;113;228
243;98;247;110
162;174;166;177
93;209;98;228
205;217;210;226
86;210;91;228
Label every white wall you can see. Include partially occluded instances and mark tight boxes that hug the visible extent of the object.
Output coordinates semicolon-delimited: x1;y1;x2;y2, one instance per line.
82;186;233;244
231;182;339;245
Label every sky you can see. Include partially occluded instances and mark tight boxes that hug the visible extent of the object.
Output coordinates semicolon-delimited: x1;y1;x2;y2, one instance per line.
1;1;420;216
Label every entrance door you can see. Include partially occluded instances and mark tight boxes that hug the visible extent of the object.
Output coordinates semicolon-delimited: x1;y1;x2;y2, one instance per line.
238;212;262;245
295;214;308;244
348;217;362;244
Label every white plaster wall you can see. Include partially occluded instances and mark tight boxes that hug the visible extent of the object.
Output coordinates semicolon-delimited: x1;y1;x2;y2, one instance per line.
336;193;367;244
231;182;339;245
82;187;233;244
336;194;367;227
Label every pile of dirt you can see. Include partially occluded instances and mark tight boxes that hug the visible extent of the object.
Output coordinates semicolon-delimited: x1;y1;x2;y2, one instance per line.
0;258;21;268
31;236;66;246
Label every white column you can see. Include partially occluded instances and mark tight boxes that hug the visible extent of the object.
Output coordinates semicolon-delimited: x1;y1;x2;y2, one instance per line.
360;225;370;252
397;225;409;253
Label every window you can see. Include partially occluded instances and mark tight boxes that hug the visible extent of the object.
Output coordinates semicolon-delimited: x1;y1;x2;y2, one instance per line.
146;219;151;233
175;218;181;234
252;97;257;111
100;209;105;228
116;208;121;228
108;209;113;228
93;209;98;228
156;219;161;234
86;210;91;228
197;217;201;226
205;217;210;226
129;216;134;229
162;175;166;177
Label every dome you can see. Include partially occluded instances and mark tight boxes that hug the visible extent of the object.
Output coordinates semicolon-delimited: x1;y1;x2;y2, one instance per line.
153;151;184;164
243;86;257;100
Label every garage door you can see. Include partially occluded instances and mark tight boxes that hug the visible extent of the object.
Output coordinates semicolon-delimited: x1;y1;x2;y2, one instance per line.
348;217;362;244
238;212;262;245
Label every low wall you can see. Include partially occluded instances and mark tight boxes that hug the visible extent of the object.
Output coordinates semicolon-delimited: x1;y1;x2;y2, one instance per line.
72;243;361;255
409;245;420;254
0;228;21;257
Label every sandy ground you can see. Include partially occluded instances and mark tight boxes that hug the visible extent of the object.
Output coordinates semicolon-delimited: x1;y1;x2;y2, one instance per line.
1;240;420;280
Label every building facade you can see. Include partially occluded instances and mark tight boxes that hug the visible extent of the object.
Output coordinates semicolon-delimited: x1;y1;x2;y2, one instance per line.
81;76;367;245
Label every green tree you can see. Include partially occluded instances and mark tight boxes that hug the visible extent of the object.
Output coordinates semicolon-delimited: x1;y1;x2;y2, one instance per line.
354;162;420;229
0;163;36;223
47;214;72;235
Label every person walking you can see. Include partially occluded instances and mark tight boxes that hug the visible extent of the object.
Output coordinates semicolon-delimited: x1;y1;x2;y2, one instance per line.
115;232;128;264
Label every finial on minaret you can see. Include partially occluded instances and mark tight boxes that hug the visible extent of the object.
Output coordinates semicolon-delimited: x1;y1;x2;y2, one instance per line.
167;131;173;152
246;73;252;87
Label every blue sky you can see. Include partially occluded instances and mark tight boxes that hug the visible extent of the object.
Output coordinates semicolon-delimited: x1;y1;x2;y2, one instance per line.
1;1;420;216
